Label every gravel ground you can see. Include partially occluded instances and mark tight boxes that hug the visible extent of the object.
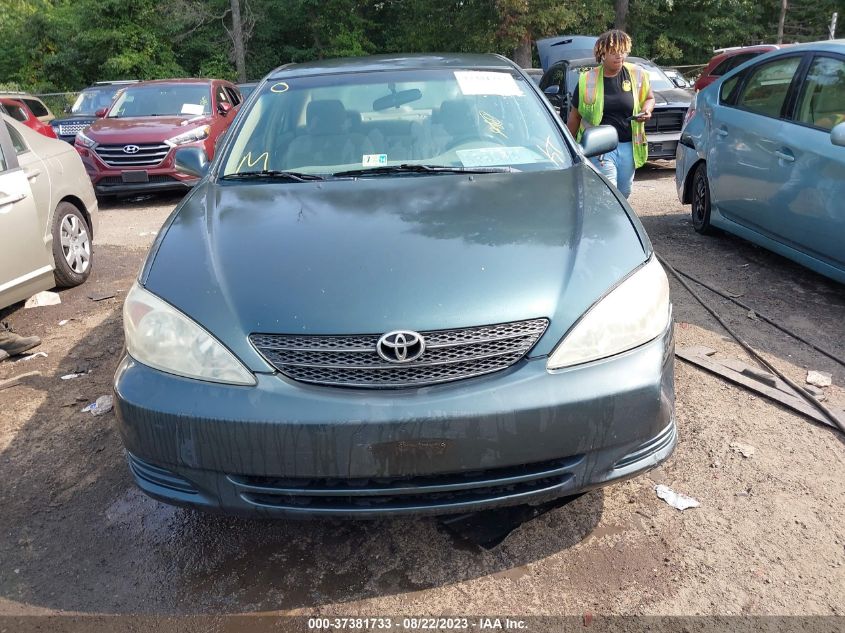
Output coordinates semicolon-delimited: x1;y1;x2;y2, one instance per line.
0;167;843;621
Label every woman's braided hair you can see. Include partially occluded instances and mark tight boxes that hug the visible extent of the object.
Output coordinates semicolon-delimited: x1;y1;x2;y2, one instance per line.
594;30;632;63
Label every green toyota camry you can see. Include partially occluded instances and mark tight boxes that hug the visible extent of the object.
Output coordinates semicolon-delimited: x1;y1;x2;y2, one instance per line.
114;54;675;517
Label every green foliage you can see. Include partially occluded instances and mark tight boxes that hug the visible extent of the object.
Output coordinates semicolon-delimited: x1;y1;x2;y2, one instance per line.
1;0;841;93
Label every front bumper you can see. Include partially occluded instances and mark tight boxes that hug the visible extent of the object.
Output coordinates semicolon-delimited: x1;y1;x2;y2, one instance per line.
114;323;676;518
77;145;199;196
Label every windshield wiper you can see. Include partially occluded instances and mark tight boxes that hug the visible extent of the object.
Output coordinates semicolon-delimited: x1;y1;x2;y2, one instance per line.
221;170;325;182
333;164;519;177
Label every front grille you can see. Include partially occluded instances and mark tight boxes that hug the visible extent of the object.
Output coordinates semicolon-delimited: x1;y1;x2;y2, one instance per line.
228;455;582;513
58;120;94;136
97;175;178;186
645;109;686;134
94;143;170;167
250;318;549;389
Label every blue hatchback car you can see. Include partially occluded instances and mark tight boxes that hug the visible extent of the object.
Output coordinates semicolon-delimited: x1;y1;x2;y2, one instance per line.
676;40;845;283
114;54;675;518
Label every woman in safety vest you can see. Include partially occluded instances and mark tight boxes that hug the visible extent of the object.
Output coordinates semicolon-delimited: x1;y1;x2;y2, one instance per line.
566;30;655;198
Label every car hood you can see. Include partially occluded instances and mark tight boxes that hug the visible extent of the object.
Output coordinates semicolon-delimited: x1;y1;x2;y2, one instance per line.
87;115;212;143
537;36;598;71
653;87;693;106
143;166;649;371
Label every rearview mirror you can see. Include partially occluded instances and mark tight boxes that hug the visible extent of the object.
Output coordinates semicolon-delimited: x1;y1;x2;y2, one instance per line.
95;107;108;118
831;122;845;148
373;89;422;111
174;147;209;178
580;125;618;158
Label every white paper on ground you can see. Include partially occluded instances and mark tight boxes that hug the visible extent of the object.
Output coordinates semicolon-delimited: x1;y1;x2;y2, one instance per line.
655;484;700;511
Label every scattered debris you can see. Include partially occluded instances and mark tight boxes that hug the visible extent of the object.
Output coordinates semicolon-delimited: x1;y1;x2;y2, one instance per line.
58;319;70;326
88;291;116;302
747;310;758;320
24;291;61;308
14;351;48;363
655;484;700;511
676;346;845;431
0;350;7;362
60;372;88;380
0;371;41;391
806;370;832;388
730;442;756;458
81;395;114;416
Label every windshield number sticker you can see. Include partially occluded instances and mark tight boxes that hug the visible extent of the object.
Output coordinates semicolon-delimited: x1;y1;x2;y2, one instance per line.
454;71;523;96
181;103;205;115
362;154;388;167
237;151;269;172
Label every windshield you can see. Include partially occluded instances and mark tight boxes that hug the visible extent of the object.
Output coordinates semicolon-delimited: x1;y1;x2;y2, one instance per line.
108;84;211;118
222;68;572;177
72;86;122;115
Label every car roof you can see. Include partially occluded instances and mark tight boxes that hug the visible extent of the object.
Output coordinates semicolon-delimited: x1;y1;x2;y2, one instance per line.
126;78;223;87
267;53;517;79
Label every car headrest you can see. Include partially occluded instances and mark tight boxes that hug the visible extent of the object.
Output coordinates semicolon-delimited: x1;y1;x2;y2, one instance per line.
437;99;477;135
306;100;347;134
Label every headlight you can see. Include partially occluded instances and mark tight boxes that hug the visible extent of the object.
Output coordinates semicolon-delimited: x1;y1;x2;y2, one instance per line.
165;125;211;147
547;257;670;369
75;130;96;148
123;282;256;385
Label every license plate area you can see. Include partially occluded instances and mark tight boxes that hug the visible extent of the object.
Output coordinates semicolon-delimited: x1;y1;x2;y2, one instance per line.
122;170;149;183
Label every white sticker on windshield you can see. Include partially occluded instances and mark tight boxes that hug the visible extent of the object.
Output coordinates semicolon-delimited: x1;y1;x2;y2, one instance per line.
362;154;388;167
454;71;523;96
456;147;537;167
181;103;205;115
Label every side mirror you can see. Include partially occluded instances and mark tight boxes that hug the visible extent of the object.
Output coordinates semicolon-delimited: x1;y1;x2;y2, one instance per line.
95;107;108;118
64;105;72;114
174;147;209;178
543;84;562;108
831;121;845;148
580;125;619;158
217;101;233;116
671;77;686;88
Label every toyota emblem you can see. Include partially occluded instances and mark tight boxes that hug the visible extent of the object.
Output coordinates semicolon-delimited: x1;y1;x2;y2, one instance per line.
123;145;140;154
377;330;425;363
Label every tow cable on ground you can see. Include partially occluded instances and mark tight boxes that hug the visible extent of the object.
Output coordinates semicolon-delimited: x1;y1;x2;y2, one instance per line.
657;253;845;437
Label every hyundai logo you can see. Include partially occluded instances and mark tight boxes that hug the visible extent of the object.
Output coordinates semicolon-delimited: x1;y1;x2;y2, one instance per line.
123;145;140;154
377;330;425;363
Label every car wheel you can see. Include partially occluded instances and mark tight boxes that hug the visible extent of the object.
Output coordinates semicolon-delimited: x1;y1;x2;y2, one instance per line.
691;162;714;234
51;202;93;287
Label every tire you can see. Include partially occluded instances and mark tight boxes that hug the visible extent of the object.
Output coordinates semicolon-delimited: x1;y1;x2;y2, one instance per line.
691;162;714;234
51;202;93;288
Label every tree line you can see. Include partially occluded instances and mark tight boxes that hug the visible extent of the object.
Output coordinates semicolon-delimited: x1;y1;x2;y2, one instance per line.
0;0;840;92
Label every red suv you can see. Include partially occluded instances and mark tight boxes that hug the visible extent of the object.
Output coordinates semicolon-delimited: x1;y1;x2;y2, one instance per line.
75;78;242;198
694;45;784;92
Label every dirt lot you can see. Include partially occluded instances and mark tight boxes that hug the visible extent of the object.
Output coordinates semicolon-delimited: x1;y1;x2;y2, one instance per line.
1;166;843;621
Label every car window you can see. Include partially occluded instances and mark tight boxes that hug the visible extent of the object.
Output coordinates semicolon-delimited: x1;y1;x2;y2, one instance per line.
5;123;28;154
216;85;230;109
540;66;565;91
720;74;742;104
1;102;28;122
23;98;49;118
735;56;801;118
72;87;120;115
794;55;845;132
224;87;241;106
223;68;572;176
711;56;736;77
109;84;212;117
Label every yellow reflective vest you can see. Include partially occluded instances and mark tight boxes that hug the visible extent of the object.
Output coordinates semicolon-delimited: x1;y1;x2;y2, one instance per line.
576;62;650;168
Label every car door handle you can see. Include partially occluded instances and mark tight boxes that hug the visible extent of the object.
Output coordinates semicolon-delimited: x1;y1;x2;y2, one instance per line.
0;192;27;207
774;149;795;162
24;168;41;182
715;127;729;137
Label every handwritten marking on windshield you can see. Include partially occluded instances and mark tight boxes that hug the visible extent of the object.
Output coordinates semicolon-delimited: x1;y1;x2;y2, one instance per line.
479;111;507;138
270;82;289;93
536;136;564;167
237;152;270;172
